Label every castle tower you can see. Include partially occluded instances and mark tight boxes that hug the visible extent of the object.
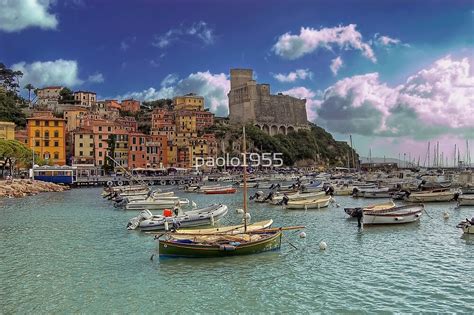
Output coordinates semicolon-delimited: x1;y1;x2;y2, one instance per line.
230;69;253;89
228;68;257;123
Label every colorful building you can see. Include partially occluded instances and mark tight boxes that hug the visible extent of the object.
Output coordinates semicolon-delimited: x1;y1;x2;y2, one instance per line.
63;106;89;132
27;111;66;165
35;86;63;109
121;99;140;113
174;93;205;111
74;91;97;108
73;128;95;165
128;133;149;169
0;121;15;140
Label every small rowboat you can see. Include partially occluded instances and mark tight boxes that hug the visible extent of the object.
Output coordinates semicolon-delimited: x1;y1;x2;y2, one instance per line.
363;204;423;225
285;196;332;210
403;189;459;203
166;220;274;239
204;187;237;194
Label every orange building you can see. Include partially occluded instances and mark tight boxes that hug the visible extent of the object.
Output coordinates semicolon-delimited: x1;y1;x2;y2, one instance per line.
128;132;149;169
121;99;140;113
27;111;66;165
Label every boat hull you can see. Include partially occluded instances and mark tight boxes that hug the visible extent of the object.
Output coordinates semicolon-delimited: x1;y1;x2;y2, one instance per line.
405;192;456;203
363;205;423;225
158;231;282;258
458;196;474;206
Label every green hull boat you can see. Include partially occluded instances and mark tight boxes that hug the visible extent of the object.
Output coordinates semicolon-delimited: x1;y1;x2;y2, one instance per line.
158;231;282;258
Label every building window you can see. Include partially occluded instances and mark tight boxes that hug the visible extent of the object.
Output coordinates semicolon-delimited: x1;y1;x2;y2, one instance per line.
79;143;83;147
54;131;59;137
99;143;102;148
55;121;59;127
99;151;102;157
89;135;93;139
90;143;93;148
35;140;40;147
35;130;40;137
98;127;102;131
44;131;49;138
79;151;83;156
54;152;59;159
44;140;49;147
35;120;39;126
132;154;135;161
79;134;83;139
99;135;102;140
54;141;59;147
108;127;111;132
89;151;93;156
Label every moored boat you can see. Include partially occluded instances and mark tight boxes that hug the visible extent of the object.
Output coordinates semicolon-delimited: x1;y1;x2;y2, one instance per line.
457;195;474;206
204;187;237;194
403;189;459;203
125;197;189;210
363;204;424;225
285;196;332;210
344;200;396;217
457;219;474;234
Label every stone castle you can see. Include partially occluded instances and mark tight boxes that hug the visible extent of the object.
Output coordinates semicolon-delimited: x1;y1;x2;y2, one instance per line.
228;69;309;135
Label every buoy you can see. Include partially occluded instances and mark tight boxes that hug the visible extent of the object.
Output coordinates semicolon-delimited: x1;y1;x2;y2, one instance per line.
319;241;327;250
299;231;306;238
236;208;244;214
244;213;251;221
335;203;340;208
443;212;449;219
164;221;169;231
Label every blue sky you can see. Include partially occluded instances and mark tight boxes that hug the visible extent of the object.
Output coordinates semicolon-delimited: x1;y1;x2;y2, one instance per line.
1;0;473;161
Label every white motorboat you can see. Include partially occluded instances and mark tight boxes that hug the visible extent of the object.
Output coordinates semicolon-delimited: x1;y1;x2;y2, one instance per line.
457;195;474;206
286;196;332;210
268;191;326;205
125;197;190;210
403;189;459;203
363;204;423;225
126;204;229;231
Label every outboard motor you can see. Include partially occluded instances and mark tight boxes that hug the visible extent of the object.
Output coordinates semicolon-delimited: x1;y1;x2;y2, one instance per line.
352;187;359;197
325;186;334;196
453;192;460;201
354;208;363;228
282;195;289;205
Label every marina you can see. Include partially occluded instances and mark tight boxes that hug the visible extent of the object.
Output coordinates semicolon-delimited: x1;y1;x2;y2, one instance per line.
1;185;472;313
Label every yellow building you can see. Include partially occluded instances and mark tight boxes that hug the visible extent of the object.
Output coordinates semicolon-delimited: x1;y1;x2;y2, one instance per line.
73;128;95;165
174;93;204;111
63;106;88;132
27;111;67;165
0;121;15;140
176;111;197;133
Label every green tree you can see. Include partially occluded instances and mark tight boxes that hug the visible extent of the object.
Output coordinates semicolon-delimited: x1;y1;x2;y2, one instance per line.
59;87;74;103
0;140;32;176
0;63;23;92
0;63;27;127
103;135;117;174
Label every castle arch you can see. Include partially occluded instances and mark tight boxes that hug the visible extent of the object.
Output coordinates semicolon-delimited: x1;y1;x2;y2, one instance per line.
278;126;286;135
287;126;295;133
262;124;270;134
270;125;278;136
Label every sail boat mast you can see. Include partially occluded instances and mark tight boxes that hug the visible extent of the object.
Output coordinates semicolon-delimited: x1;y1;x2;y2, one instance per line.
242;126;248;232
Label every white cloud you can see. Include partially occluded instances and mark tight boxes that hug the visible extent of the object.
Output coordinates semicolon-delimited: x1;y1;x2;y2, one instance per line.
152;21;215;48
273;69;312;82
316;56;474;139
120;36;136;51
330;56;343;75
273;24;376;62
88;72;104;83
115;71;230;116
373;33;408;47
0;0;58;32
280;86;322;122
11;59;84;87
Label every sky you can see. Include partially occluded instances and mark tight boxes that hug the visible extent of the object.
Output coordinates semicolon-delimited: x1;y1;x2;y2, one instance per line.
0;0;473;163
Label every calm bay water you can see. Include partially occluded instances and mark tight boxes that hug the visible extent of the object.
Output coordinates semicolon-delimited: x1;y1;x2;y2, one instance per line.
1;187;473;313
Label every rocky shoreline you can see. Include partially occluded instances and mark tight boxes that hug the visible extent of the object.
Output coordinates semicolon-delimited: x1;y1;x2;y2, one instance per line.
0;179;70;198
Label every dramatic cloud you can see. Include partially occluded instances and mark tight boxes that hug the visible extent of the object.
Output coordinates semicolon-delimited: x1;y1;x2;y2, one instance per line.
330;56;343;75
11;59;84;87
87;72;104;83
152;21;215;48
273;24;376;62
316;56;474;139
280;86;322;122
273;69;312;82
115;71;230;116
0;0;58;32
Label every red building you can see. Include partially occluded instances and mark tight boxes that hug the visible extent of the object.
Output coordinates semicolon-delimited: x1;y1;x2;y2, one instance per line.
128;132;149;169
196;110;214;131
121;99;140;113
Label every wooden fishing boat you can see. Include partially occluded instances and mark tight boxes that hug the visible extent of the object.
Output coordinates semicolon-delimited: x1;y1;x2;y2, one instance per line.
125;197;189;210
204;187;237;194
158;230;282;258
333;185;355;196
285;196;332;210
344;200;396;217
457;195;474;206
403;189;459;203
363;204;423;225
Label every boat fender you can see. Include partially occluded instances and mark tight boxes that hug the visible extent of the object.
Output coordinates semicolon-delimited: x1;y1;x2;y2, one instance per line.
210;215;215;226
107;181;113;187
148;181;154;186
160;180;166;186
319;241;327;250
299;231;306;238
179;180;185;185
117;181;123;186
164;221;169;231
169;180;176;185
394;217;404;221
443;212;449;219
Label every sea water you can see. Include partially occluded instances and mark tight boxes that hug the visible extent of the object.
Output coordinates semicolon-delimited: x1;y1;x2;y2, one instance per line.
1;187;473;313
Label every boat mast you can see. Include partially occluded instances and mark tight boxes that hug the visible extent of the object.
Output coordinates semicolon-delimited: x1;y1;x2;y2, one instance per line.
349;135;356;170
242;125;248;232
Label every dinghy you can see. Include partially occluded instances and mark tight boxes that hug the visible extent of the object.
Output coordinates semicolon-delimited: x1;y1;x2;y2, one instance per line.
457;195;474;206
127;204;228;231
285;196;332;210
344;200;396;217
403;189;459;202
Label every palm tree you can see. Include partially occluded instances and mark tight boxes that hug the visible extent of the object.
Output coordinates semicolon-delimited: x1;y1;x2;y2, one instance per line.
24;83;35;106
